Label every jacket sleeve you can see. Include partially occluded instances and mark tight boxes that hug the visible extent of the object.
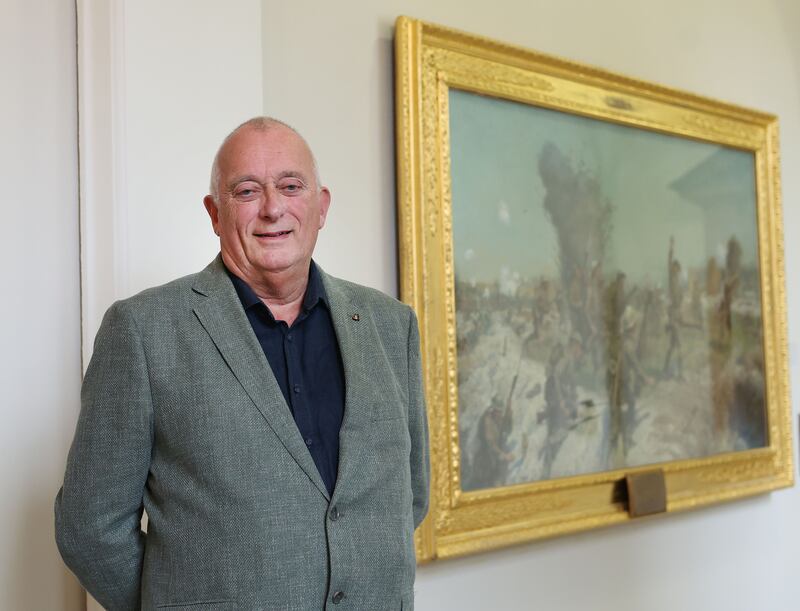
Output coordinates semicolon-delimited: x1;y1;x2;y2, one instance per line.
407;308;430;529
55;300;153;611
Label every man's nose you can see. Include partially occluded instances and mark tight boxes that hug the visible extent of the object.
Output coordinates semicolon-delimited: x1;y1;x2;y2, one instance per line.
259;189;286;221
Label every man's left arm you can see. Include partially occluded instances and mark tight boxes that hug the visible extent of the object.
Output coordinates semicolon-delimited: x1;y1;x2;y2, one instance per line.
406;308;430;529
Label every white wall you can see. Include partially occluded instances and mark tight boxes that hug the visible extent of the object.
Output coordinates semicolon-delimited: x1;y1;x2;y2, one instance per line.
0;1;84;609
259;1;800;610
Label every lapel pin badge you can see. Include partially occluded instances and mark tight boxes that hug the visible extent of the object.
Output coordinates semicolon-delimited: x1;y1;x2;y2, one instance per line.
351;313;360;321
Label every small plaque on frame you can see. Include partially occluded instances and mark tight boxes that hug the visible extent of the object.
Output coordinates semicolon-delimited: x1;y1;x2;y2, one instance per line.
626;470;667;518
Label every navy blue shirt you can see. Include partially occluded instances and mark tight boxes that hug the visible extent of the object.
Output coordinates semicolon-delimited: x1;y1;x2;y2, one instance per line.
226;261;346;496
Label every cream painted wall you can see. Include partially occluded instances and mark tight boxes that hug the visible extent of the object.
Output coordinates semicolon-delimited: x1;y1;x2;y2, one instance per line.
0;1;83;609
260;1;800;610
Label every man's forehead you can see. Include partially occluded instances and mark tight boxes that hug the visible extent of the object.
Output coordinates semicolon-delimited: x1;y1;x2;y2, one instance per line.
225;125;308;156
220;127;313;172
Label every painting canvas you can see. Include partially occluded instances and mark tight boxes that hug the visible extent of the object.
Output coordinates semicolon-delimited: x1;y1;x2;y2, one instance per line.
394;16;792;562
451;90;767;490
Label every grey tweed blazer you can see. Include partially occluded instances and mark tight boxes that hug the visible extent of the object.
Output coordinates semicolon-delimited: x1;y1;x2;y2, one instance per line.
55;256;430;611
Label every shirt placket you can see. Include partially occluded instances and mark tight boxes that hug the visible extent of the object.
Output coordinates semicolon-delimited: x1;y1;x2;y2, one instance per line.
283;320;320;455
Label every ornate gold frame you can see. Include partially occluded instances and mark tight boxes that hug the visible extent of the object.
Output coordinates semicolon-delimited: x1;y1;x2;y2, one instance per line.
394;16;793;562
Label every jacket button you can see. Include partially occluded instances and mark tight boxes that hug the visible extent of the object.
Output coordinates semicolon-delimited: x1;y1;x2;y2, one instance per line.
332;590;346;604
329;506;341;521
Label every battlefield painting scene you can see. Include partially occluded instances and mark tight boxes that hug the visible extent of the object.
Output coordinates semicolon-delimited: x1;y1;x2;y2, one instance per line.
449;89;768;491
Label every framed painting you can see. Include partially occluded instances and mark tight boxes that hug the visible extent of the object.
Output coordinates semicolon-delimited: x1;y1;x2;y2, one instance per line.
394;16;793;562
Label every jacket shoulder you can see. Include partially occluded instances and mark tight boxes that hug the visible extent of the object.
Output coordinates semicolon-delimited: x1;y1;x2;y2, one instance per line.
114;271;200;314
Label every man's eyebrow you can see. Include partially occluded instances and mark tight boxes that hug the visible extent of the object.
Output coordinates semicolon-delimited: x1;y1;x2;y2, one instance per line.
275;170;309;183
227;175;261;190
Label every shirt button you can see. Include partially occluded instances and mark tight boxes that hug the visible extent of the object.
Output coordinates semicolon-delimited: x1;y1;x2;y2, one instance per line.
332;591;346;604
287;334;293;342
293;384;300;394
305;438;313;447
329;506;341;521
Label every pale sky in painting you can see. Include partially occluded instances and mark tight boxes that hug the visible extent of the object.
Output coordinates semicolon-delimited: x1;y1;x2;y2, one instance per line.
449;89;759;286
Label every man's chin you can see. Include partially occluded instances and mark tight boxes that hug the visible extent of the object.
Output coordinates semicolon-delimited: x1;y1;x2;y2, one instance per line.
250;255;304;276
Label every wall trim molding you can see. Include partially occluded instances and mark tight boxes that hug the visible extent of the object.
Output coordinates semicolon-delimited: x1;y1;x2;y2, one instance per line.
77;0;129;370
76;3;128;609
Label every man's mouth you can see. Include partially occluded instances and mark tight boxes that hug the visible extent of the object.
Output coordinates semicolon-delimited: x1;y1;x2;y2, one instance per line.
255;230;292;238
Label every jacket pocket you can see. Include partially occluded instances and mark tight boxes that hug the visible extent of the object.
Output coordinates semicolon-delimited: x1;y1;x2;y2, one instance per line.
156;601;234;610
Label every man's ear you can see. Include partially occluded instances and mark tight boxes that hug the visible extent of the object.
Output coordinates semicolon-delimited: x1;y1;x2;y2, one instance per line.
318;187;331;229
203;195;221;236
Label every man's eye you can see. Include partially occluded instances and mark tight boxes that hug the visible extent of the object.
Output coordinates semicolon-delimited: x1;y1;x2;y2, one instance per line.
234;187;260;199
279;182;304;194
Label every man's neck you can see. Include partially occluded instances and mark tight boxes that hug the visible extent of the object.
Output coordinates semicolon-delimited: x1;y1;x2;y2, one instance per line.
221;253;310;326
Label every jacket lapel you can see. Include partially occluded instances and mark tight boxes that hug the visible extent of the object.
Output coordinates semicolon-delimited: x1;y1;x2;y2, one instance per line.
319;270;377;499
191;256;330;501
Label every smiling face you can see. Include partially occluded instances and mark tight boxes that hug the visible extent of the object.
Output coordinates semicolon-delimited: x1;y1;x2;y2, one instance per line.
204;124;330;288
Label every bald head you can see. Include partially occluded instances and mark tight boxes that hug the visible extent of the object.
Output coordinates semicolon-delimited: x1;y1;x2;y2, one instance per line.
208;116;321;204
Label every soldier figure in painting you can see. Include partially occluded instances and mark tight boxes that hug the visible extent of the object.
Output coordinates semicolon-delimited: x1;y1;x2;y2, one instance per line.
584;260;605;372
471;396;515;489
662;236;685;380
605;269;651;462
532;278;554;339
709;236;744;435
539;335;583;477
615;308;652;453
604;271;631;457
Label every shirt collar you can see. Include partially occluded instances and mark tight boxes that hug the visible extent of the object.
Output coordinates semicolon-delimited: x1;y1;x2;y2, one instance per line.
225;260;328;320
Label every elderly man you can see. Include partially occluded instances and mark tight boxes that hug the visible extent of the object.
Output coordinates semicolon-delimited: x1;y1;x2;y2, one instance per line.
55;117;430;611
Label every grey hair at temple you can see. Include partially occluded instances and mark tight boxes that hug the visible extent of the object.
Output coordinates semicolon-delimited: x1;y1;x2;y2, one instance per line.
207;116;322;205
